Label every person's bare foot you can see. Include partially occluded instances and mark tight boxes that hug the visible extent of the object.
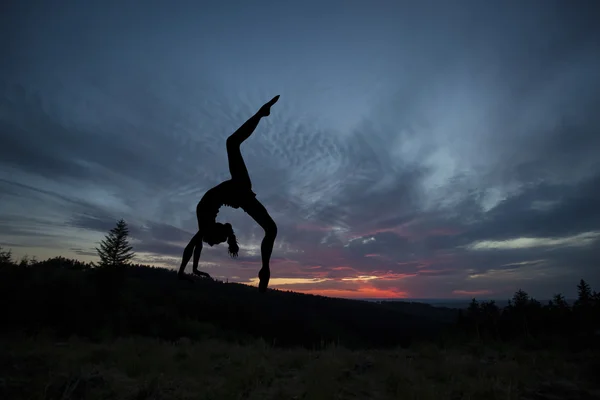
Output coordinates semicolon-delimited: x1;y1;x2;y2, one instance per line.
178;272;194;283
259;95;280;117
193;269;212;279
258;268;270;293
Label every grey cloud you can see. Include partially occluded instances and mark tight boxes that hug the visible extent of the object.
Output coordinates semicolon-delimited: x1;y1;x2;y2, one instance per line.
133;240;185;259
2;0;600;298
465;173;600;242
69;248;98;257
68;214;124;235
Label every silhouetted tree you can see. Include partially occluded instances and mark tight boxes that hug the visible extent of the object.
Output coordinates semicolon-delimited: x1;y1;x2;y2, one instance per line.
545;293;571;335
18;255;30;268
95;219;135;267
0;247;12;265
575;279;592;307
480;300;500;339
593;291;600;305
572;279;596;338
508;289;532;337
550;293;569;309
512;289;530;308
466;298;481;339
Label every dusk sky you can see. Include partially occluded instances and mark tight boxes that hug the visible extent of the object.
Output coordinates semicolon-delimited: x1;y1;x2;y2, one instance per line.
2;0;600;299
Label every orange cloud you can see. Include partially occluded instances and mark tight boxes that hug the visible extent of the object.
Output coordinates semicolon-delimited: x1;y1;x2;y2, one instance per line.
331;266;355;271
365;271;417;280
341;275;379;282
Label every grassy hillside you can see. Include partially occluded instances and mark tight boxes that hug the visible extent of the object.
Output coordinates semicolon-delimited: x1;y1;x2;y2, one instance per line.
0;258;451;350
2;335;599;400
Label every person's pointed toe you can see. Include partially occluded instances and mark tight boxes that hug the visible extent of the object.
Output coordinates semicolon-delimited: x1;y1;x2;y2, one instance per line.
258;268;270;293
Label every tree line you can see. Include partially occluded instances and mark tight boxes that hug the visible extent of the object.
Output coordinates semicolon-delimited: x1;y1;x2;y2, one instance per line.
457;280;600;350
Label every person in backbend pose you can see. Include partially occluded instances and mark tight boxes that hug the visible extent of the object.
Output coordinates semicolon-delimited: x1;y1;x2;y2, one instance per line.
178;95;280;293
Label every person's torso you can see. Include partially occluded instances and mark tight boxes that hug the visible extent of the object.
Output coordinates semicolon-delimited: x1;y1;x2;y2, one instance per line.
197;180;255;223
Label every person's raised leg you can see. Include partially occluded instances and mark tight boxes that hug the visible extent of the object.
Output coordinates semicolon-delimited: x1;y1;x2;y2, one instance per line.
226;96;279;185
241;197;278;293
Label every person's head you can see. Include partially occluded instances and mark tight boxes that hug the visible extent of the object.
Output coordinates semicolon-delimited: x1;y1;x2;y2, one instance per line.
203;222;239;258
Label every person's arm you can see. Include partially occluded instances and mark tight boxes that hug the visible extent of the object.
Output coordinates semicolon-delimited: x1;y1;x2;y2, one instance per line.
192;241;210;278
178;231;203;280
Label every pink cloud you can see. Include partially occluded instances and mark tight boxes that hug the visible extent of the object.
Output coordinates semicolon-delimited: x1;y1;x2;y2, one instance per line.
239;260;261;265
297;284;409;299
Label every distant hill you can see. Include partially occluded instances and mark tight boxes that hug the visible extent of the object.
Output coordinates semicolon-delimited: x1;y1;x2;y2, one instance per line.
362;298;578;309
0;259;455;350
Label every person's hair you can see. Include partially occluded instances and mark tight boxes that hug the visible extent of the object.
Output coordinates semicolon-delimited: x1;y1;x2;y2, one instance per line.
224;223;239;258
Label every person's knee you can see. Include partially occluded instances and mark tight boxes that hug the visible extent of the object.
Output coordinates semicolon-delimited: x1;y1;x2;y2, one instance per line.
264;221;277;239
226;136;240;150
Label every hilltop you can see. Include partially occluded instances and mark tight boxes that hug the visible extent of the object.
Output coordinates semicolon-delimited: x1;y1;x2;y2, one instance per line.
0;257;453;350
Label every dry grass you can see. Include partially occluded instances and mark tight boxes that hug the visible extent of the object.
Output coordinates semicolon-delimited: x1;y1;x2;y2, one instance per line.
1;335;599;400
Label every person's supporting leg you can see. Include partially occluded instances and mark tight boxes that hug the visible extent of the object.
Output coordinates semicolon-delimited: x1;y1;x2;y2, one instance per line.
241;197;278;292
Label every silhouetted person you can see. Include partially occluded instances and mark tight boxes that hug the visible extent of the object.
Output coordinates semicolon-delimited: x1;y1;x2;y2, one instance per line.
178;95;280;293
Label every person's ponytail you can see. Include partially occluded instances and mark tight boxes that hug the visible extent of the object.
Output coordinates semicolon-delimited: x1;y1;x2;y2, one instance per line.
224;223;239;258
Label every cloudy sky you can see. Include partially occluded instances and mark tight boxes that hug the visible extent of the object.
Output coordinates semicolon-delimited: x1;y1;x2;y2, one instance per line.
2;0;599;299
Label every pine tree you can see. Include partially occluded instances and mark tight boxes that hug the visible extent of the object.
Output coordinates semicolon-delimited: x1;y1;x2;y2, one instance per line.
593;291;600;304
0;246;12;265
551;293;569;309
574;279;595;336
511;289;531;337
96;219;135;267
512;289;530;308
467;298;481;340
575;279;592;306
